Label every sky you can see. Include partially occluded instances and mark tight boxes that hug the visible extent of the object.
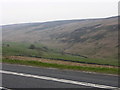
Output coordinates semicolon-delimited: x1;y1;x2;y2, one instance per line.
0;0;119;25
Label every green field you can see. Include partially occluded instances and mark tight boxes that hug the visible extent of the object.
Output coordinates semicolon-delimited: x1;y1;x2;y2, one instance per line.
2;42;119;66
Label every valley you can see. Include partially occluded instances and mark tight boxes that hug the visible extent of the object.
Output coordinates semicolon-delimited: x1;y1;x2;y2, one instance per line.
2;16;119;74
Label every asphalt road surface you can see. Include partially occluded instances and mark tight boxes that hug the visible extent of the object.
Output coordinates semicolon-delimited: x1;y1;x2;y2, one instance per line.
1;63;119;89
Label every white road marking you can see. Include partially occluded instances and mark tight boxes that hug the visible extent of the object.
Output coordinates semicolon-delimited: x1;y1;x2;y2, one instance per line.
0;70;119;89
0;86;10;90
0;87;3;89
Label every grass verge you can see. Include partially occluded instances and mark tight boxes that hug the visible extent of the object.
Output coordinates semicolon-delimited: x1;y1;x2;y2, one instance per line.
2;59;119;75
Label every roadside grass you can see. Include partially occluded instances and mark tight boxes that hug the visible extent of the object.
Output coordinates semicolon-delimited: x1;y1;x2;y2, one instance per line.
2;59;119;75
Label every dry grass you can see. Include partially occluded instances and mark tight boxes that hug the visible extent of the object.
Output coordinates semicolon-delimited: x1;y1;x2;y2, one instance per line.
3;56;118;68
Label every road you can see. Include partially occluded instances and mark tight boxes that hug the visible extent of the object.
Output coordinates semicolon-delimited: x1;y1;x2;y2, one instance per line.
1;63;119;89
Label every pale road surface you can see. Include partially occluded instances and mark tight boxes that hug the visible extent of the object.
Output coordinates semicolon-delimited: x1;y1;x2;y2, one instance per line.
0;63;119;89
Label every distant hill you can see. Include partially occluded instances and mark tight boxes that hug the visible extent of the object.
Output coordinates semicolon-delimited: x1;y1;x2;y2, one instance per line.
2;16;119;60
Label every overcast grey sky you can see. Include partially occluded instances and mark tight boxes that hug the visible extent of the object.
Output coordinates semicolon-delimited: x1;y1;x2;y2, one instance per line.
0;0;119;25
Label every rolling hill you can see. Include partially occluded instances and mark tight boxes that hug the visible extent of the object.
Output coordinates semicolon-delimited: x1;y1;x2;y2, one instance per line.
2;16;119;61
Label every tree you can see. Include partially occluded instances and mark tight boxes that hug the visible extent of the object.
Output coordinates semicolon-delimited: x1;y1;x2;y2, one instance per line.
6;44;10;47
29;44;36;49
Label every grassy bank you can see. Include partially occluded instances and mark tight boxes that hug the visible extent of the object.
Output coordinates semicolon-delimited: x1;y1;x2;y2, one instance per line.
2;58;119;75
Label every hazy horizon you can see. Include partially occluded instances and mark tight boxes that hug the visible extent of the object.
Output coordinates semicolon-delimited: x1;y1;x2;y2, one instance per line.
1;0;118;25
1;15;118;26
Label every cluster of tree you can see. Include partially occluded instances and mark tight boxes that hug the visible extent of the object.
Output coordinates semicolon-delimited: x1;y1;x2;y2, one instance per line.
28;44;48;56
29;44;48;51
3;44;10;47
29;44;36;49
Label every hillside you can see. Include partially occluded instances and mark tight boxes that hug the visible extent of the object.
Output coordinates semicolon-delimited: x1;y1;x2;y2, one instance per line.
2;16;119;61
